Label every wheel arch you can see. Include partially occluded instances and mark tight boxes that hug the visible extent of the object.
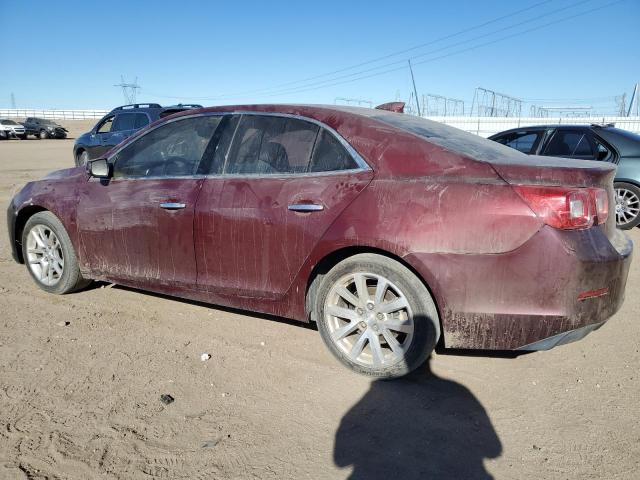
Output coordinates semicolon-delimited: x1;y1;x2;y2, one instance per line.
13;205;49;263
304;245;444;340
614;178;640;189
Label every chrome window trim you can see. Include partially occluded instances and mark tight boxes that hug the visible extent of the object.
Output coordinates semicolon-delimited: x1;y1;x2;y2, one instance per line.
106;110;372;180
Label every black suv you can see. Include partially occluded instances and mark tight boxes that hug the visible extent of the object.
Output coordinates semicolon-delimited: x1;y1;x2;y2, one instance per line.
490;124;640;229
23;118;68;139
73;103;201;166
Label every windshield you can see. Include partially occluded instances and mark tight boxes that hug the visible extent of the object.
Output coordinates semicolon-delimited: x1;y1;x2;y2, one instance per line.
38;119;56;125
1;120;18;125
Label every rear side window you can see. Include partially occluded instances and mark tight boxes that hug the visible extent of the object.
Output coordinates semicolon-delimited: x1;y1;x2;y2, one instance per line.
112;116;221;178
112;113;136;132
494;131;542;154
309;129;358;172
225;115;319;174
134;113;149;129
543;130;595;159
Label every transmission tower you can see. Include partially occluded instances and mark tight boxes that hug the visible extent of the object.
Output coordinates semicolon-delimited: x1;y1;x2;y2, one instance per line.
334;97;373;108
615;93;627;116
114;76;141;104
470;87;522;117
422;94;465;116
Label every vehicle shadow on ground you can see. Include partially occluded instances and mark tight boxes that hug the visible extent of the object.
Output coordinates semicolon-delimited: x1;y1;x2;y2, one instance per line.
334;360;501;480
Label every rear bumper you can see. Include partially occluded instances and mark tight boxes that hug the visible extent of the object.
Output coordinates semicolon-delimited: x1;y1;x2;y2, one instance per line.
516;321;605;350
406;225;633;350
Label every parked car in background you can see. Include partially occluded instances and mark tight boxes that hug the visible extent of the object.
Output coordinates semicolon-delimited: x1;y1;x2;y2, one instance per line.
0;119;26;139
8;105;632;378
73;103;202;166
22;118;68;139
489;124;640;229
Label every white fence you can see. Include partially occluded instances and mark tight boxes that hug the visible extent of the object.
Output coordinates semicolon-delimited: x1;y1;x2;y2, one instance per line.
0;109;108;120
1;109;639;137
423;116;640;137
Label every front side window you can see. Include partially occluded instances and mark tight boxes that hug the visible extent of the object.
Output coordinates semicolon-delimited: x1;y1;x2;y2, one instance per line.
494;131;542;154
112;113;137;132
225;115;319;175
112;115;221;178
96;116;114;133
542;130;595;159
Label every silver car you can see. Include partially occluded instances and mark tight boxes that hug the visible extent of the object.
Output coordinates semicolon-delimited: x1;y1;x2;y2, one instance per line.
0;119;26;139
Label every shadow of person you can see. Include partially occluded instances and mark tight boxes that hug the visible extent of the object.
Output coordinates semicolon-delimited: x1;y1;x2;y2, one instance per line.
334;360;502;479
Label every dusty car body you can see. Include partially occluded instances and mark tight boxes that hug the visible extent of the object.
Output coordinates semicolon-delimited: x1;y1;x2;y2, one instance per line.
7;105;633;377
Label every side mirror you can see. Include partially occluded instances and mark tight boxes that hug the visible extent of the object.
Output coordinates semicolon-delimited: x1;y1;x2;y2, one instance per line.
88;158;111;178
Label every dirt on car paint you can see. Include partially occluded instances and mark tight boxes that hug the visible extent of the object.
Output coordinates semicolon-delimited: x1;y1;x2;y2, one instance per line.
0;136;638;479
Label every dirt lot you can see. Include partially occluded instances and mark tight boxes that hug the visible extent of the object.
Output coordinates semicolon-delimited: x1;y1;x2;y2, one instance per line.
0;133;638;479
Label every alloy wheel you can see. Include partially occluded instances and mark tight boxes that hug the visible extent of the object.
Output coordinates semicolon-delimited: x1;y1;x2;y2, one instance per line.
615;187;640;226
324;272;414;368
26;224;64;286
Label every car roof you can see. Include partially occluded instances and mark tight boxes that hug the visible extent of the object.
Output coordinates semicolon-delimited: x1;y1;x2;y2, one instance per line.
162;103;529;172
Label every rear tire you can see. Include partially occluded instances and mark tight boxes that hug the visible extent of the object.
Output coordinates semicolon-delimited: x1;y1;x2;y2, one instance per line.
39;129;49;139
21;211;90;294
314;253;440;379
614;182;640;230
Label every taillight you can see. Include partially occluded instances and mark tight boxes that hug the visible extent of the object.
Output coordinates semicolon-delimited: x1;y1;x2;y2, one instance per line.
513;185;596;230
591;188;609;225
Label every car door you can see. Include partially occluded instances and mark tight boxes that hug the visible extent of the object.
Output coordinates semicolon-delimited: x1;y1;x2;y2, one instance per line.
77;114;223;287
194;113;373;299
89;114;115;158
102;113;137;152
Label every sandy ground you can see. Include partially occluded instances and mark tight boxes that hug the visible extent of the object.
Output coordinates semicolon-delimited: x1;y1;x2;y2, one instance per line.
0;134;638;480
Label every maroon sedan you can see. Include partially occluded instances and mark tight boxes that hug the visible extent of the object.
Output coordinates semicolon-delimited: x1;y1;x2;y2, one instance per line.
7;105;633;378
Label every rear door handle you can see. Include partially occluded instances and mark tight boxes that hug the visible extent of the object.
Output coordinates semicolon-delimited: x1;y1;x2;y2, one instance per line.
160;202;186;210
288;203;324;212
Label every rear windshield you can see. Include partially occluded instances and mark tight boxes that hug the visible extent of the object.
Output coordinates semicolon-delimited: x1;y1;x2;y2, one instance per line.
332;106;524;163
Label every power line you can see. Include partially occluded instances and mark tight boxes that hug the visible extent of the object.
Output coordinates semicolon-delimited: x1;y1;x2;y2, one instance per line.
143;0;556;100
250;0;624;99
250;0;594;99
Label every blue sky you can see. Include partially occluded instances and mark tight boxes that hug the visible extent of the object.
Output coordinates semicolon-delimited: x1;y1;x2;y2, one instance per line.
1;0;638;112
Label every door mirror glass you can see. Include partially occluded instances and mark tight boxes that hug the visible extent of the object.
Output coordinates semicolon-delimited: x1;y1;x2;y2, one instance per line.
88;158;111;178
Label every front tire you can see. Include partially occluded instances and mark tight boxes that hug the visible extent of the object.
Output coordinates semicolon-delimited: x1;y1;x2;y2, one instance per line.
614;182;640;229
314;253;440;378
39;129;49;139
21;211;90;294
76;150;89;166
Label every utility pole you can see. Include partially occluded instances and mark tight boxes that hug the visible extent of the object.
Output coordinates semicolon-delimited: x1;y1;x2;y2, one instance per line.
10;92;16;109
408;60;421;117
627;83;639;117
114;76;141;104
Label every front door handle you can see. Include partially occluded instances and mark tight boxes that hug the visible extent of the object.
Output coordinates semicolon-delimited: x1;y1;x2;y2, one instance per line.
288;203;324;212
160;202;186;210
